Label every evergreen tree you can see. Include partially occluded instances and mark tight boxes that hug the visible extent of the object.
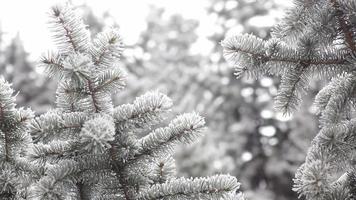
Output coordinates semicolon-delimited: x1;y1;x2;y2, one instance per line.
0;77;34;199
0;34;54;114
0;3;243;199
222;0;356;199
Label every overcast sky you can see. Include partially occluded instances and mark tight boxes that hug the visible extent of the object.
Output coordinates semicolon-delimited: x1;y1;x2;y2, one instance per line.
0;0;291;60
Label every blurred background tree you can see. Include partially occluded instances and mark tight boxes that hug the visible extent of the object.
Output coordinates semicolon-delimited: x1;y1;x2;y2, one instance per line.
0;32;54;114
0;1;321;200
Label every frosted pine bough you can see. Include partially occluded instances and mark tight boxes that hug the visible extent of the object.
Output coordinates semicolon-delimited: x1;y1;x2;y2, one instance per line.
0;3;242;200
222;0;356;200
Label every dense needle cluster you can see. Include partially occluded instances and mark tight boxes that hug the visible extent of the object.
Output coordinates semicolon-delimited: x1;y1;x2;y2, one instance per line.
0;3;242;200
222;0;356;199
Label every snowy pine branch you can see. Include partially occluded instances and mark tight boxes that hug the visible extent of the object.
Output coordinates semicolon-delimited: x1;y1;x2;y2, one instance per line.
114;91;173;131
49;4;90;54
90;28;124;69
136;112;205;158
139;175;240;200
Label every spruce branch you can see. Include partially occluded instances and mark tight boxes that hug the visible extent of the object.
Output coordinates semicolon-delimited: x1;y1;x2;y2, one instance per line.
49;4;90;54
90;28;124;69
136;112;205;158
314;73;356;126
93;67;125;94
0;77;16;122
222;34;350;79
114;91;173;131
39;52;64;79
29;110;87;143
331;0;356;52
79;115;115;154
27;140;78;165
138;175;240;200
150;156;176;185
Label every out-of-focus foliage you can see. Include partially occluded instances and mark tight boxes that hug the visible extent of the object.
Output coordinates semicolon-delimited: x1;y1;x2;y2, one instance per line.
0;33;54;114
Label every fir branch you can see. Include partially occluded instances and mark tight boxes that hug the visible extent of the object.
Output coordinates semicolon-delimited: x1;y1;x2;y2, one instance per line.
150;156;176;185
138;175;240;200
0;77;16;122
221;34;349;78
135;112;205;158
27;140;78;165
317;73;356;126
293;160;331;200
330;0;356;52
274;63;310;114
93;67;125;94
29;160;79;200
29;110;87;143
114;91;173;131
90;28;124;69
39;52;65;78
271;0;313;41
49;4;90;54
78;115;115;154
314;120;356;162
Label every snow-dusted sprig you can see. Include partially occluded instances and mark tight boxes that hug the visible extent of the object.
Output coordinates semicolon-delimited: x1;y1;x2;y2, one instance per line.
39;52;64;78
222;31;354;115
315;121;356;161
29;155;113;200
61;53;93;87
150;156;176;184
136;112;205;158
314;73;356;126
79;115;115;154
55;80;87;112
330;0;356;52
93;67;125;94
292;119;356;200
27;140;78;165
340;0;356;18
274;63;311;114
90;28;124;70
114;91;173;131
222;34;350;78
48;4;90;55
271;0;335;44
347;170;356;200
29;160;79;200
139;175;240;200
271;0;313;42
0;77;17;122
293;160;331;200
29;110;88;143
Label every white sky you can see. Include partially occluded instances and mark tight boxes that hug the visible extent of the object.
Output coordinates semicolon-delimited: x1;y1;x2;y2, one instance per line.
0;0;292;60
0;0;211;60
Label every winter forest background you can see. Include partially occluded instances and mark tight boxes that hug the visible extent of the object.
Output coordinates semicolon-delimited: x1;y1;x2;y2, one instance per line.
0;0;321;199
